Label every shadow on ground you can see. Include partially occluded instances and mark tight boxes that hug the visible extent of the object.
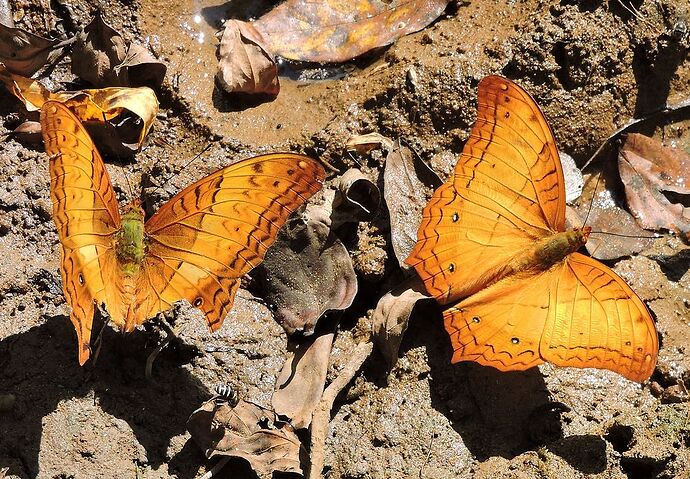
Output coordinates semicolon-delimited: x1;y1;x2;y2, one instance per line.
0;315;210;478
403;302;608;474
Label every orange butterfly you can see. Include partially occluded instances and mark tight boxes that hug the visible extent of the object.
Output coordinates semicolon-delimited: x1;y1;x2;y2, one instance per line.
406;76;658;382
41;101;325;365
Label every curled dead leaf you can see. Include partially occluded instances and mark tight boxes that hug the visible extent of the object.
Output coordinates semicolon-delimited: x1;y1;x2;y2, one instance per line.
332;168;381;224
372;277;431;369
187;398;303;477
0;24;68;76
6;120;42;143
383;143;441;268
71;13;166;88
256;216;357;334
272;324;336;429
216;20;279;96
345;132;394;154
0;64;158;149
619;133;690;239
253;0;451;63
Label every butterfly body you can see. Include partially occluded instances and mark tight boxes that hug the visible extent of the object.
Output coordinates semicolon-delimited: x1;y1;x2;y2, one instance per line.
406;76;658;382
41;100;325;365
115;206;146;276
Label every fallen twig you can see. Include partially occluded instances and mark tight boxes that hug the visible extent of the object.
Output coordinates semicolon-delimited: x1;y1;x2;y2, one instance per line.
307;340;374;479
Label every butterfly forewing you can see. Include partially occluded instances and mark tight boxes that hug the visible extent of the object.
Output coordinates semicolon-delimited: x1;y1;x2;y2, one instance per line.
138;154;326;331
41;101;127;365
406;75;564;303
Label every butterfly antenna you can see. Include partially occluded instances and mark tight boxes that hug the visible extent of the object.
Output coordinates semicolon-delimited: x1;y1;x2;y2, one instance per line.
146;142;213;200
582;171;602;227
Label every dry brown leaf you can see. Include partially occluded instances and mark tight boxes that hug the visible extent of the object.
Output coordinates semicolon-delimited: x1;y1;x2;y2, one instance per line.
71;13;165;88
187;398;303;477
372;278;430;369
619;133;690;238
345;132;394;154
272;325;336;429
114;43;167;89
331;168;381;225
383;142;441;268
255;217;357;334
0;64;158;148
253;0;450;63
216;20;279;95
7;120;42;143
71;13;127;86
0;24;66;76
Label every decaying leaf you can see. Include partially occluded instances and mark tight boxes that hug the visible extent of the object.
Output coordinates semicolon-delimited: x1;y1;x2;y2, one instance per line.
187;398;303;477
255;217;357;334
216;20;279;95
619;133;690;239
5;120;42;143
71;13;166;88
560;151;584;203
0;64;158;149
253;0;451;63
345;132;394;154
0;466;8;479
272;325;336;429
331;168;381;225
0;24;67;76
372;278;431;368
383;142;442;268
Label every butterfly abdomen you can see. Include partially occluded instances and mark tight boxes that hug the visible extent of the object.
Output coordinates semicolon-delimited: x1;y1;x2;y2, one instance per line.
116;207;147;276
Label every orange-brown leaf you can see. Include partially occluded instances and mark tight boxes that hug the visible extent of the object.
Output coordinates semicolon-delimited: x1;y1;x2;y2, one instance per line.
618;133;690;237
253;0;450;63
216;20;279;95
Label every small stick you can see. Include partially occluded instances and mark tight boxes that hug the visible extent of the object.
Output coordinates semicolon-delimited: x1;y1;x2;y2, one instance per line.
198;457;231;479
307;341;373;479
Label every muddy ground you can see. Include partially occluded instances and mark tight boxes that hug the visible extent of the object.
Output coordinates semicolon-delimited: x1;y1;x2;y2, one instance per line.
1;0;689;478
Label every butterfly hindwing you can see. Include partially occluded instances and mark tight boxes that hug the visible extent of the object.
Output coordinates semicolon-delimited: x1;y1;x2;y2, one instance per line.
541;252;658;382
406;75;565;304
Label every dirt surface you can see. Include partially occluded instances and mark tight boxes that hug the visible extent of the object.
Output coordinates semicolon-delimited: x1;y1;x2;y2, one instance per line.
1;0;690;478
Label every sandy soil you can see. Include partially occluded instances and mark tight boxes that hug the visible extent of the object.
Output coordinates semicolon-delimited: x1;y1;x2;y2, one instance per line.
1;0;689;478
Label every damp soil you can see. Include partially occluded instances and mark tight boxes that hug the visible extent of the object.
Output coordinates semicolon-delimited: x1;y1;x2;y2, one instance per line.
1;0;690;478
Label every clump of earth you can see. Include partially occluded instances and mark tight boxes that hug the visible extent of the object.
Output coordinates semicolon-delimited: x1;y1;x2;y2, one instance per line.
0;0;689;478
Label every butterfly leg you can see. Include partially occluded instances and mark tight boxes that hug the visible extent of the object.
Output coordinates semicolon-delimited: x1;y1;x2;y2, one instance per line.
90;315;111;367
145;314;188;381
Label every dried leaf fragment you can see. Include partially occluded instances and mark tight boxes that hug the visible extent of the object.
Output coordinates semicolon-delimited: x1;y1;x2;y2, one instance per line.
71;13;166;88
272;325;336;429
0;24;66;76
216;20;279;95
332;168;381;225
372;278;431;368
383;143;441;268
345;132;394;154
253;0;451;63
187;399;303;477
256;217;357;334
0;64;158;148
618;133;690;238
